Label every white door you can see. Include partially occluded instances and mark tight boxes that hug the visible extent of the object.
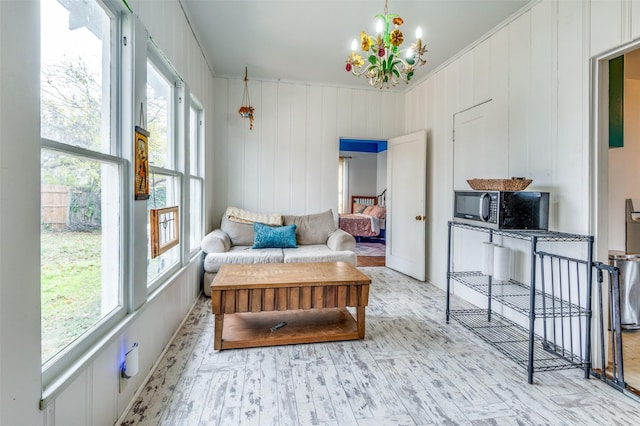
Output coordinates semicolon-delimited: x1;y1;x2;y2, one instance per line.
386;130;427;281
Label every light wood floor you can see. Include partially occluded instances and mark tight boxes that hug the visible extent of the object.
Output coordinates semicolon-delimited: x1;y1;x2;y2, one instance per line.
120;267;640;425
356;256;385;267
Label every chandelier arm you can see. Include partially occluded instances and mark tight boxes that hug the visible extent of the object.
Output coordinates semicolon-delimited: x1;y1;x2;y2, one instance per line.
351;66;373;78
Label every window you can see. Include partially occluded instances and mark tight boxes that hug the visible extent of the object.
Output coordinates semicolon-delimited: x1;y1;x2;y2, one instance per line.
189;102;204;253
39;0;205;391
146;57;181;286
40;0;123;381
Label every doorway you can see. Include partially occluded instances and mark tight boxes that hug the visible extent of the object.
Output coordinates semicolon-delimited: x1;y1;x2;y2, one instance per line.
594;43;640;396
338;138;387;267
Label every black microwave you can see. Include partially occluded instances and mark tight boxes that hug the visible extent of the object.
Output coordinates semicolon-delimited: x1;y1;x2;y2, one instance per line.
453;190;550;230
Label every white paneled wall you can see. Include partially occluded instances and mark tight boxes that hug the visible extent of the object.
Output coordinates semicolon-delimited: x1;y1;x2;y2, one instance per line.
405;0;640;292
211;78;404;224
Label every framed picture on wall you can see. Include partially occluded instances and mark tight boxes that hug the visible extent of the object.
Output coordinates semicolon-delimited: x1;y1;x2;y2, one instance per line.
134;125;150;200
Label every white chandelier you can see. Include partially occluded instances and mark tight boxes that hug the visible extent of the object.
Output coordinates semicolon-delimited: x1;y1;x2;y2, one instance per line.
345;0;427;89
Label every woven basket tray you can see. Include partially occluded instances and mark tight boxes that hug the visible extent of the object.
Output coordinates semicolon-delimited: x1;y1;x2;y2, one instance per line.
467;178;532;191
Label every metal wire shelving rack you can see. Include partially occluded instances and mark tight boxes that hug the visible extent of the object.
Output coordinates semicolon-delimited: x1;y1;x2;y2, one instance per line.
446;221;594;384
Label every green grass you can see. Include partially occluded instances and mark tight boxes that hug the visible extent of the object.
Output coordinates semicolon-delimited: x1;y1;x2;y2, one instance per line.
41;230;102;362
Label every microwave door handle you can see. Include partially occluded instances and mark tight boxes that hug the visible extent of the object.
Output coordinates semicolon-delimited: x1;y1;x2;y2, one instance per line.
479;192;490;222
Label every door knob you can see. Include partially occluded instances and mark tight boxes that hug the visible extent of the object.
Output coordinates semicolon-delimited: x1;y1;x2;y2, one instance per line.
415;215;425;221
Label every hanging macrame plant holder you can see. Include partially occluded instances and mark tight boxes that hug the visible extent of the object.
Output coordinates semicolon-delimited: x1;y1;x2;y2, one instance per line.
238;67;255;130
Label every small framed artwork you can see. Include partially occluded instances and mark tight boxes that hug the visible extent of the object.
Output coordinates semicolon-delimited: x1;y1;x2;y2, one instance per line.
134;125;150;200
150;206;179;258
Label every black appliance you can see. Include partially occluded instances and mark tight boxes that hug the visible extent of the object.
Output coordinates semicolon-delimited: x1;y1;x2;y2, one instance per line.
453;190;549;230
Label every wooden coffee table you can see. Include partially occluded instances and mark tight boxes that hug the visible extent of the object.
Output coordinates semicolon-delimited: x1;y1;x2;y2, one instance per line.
210;262;370;350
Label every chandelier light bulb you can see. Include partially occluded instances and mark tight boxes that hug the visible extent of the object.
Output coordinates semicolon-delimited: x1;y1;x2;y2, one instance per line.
351;39;358;51
375;19;383;34
406;48;414;59
415;26;423;39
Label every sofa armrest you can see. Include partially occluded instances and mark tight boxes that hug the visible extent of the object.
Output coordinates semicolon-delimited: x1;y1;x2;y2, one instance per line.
327;228;356;251
200;229;231;253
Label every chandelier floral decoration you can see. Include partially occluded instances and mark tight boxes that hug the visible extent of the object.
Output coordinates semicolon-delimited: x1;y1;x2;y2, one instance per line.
345;0;427;89
238;67;254;130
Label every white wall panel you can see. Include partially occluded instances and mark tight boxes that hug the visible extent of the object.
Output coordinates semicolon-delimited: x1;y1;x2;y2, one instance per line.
243;79;261;213
488;28;510;164
633;0;640;39
507;12;532;177
591;0;624;56
91;346;119;426
259;82;278;213
275;84;293;212
529;0;557;188
0;2;43;425
337;87;354;137
365;91;382;138
557;0;589;233
54;371;89;426
212;78;229;225
290;85;308;214
458;52;474;110
321;87;339;214
350;90;369;136
403;85;419;132
473;39;492;104
227;79;245;209
306;86;324;213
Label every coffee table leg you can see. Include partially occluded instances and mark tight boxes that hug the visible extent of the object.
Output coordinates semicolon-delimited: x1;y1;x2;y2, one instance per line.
356;306;366;339
214;313;224;350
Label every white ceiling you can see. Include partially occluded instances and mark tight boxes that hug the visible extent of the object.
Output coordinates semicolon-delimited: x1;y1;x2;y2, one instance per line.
181;0;532;91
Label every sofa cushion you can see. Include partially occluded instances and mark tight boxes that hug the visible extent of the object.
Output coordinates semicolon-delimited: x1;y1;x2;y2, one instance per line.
283;245;357;265
252;223;297;249
220;215;255;246
203;246;284;273
200;229;231;253
326;228;356;251
283;209;336;245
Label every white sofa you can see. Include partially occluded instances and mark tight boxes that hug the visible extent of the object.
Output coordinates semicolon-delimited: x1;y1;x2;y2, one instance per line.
200;209;357;296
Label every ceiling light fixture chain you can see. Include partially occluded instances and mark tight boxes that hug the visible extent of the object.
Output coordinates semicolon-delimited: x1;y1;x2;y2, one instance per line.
345;0;427;89
238;66;255;130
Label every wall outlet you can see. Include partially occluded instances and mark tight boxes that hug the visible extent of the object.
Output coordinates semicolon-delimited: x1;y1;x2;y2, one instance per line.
119;369;128;393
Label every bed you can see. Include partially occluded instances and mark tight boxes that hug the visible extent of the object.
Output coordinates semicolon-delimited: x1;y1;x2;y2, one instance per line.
338;195;386;238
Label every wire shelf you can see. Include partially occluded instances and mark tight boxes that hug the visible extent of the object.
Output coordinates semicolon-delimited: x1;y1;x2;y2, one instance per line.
449;309;587;372
449;221;594;242
448;272;589;318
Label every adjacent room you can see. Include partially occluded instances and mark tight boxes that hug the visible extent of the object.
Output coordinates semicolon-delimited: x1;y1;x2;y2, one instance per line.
4;0;640;425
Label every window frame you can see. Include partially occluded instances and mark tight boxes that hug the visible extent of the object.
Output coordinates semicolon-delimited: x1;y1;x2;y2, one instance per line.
188;99;204;255
145;48;184;292
39;0;127;387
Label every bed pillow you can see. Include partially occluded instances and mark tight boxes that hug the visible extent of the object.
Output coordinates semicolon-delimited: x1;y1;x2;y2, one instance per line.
370;205;386;219
362;205;375;215
353;202;367;213
252;222;297;249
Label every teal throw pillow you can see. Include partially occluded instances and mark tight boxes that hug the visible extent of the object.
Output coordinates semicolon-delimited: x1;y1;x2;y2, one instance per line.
252;222;297;249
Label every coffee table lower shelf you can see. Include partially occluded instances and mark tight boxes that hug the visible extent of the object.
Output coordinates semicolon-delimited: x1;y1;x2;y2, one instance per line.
215;307;362;350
